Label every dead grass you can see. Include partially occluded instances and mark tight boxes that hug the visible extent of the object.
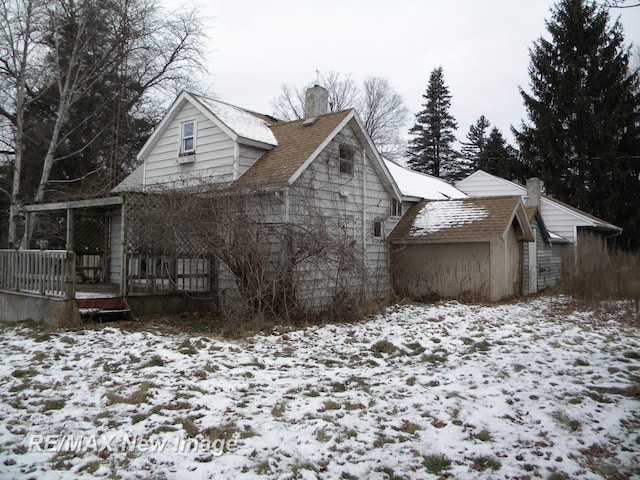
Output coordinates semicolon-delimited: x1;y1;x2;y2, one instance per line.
101;297;388;340
559;236;640;319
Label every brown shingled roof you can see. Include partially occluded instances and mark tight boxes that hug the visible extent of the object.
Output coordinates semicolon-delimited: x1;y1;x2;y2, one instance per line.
389;196;532;243
234;110;353;188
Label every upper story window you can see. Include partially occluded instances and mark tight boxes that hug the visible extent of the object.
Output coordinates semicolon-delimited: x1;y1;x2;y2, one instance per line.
373;219;382;238
339;145;354;175
391;198;402;217
180;120;196;155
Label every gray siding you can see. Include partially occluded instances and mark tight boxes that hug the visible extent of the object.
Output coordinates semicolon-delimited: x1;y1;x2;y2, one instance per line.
287;121;396;308
523;220;564;294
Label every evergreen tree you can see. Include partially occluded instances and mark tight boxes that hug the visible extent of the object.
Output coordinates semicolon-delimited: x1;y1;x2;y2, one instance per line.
407;66;458;179
479;127;522;181
460;115;491;173
515;0;640;248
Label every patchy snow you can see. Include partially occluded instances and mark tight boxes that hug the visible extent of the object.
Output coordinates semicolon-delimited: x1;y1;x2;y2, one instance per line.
0;297;639;479
195;96;277;146
411;200;489;236
384;159;467;200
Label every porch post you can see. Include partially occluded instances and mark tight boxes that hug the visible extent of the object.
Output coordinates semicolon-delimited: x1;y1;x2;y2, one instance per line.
23;211;32;249
65;251;75;300
66;208;74;252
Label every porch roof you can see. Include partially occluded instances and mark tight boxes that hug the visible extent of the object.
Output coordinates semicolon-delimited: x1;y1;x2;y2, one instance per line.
23;196;123;213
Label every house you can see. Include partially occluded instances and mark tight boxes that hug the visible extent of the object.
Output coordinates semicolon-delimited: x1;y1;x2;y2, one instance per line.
2;86;404;323
456;170;622;292
388;196;534;301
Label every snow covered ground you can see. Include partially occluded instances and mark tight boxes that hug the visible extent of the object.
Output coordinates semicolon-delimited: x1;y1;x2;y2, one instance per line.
0;297;639;479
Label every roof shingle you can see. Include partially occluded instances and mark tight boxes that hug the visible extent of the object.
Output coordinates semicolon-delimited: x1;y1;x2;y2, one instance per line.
234;110;353;188
389;196;528;243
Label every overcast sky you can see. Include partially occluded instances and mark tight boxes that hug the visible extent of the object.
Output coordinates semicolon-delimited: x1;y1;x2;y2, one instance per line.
164;0;640;146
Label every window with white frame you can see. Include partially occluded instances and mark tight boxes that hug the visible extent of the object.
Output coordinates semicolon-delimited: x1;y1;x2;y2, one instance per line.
339;144;354;175
180;120;196;155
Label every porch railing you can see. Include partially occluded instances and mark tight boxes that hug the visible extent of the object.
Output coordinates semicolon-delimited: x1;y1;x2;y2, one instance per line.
0;250;74;299
126;254;211;294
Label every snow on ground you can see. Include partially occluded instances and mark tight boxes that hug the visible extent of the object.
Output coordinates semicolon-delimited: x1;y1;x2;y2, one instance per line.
0;297;639;479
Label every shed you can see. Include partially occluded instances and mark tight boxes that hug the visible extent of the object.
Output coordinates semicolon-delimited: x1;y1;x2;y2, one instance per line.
389;196;534;301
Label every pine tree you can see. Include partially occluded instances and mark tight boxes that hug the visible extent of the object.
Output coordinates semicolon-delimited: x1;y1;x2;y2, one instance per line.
479;127;522;181
407;67;458;178
460;115;491;173
515;0;640;247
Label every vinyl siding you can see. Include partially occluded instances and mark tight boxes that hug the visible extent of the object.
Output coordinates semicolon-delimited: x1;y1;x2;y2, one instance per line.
143;103;237;188
286;121;396;308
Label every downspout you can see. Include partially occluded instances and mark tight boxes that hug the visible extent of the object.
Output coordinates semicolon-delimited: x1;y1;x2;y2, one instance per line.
362;150;367;249
283;187;290;223
604;229;622;254
232;143;240;181
120;201;127;297
504;231;508;299
362;151;368;296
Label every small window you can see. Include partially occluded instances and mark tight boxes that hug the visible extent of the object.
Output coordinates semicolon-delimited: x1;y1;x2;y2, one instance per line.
373;219;382;238
391;198;402;216
339;145;354;175
180;120;196;155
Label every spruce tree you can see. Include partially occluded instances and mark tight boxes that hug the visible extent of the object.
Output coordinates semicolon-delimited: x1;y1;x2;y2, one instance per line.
460;115;491;174
478;127;522;181
407;67;458;179
515;0;640;247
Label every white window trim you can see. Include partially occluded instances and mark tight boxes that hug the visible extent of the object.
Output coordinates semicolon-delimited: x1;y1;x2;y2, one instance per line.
179;119;197;156
339;144;354;176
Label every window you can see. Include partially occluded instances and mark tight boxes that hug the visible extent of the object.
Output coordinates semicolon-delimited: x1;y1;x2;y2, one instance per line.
373;219;382;238
180;120;196;155
391;198;402;216
339;145;354;175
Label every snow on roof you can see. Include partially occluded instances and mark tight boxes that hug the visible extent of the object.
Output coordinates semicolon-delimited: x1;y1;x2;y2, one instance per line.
410;200;489;236
384;159;467;200
194;95;277;146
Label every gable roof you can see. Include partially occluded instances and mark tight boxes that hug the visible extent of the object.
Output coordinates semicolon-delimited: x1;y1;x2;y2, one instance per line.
457;170;622;233
234;110;402;199
389;196;534;243
191;94;278;147
234;110;353;188
113;93;401;200
383;158;467;200
136;91;277;164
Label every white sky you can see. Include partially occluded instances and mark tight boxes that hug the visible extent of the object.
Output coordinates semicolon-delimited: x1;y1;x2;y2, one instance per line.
164;0;640;146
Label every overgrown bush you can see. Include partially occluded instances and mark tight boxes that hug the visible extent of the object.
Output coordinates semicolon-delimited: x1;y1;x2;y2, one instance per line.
560;234;640;311
130;181;379;325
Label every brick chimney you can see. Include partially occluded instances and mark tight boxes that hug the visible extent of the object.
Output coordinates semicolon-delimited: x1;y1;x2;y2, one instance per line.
526;178;541;207
305;84;328;118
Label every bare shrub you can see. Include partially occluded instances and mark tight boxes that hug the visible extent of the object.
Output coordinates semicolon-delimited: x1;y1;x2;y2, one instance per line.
560;234;640;311
130;180;374;325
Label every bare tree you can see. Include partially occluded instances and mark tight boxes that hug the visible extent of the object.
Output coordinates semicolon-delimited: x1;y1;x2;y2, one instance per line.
0;0;45;247
272;72;408;158
360;77;409;159
272;71;360;120
0;0;206;247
